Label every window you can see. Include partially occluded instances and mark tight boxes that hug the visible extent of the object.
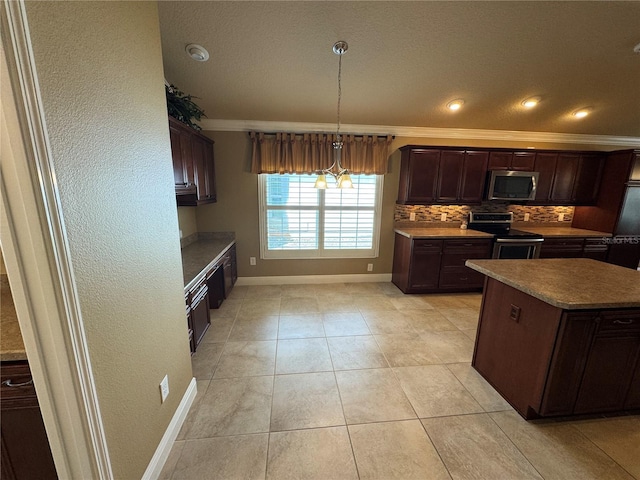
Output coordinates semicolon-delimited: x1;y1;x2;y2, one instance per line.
259;174;383;259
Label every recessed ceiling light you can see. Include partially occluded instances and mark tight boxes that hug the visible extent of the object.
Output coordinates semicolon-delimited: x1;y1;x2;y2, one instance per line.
522;96;541;108
185;44;209;62
447;99;464;111
572;107;593;118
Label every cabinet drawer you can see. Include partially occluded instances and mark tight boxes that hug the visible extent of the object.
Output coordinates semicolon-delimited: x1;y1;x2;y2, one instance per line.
412;239;443;253
1;361;38;407
597;311;640;334
542;238;584;248
441;251;490;268
443;239;492;253
439;267;485;289
583;238;608;251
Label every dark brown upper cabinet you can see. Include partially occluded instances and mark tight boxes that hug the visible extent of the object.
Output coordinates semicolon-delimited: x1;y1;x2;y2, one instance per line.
397;148;440;204
398;146;488;205
488;151;536;171
397;145;604;206
551;153;604;205
169;116;217;206
531;152;558;203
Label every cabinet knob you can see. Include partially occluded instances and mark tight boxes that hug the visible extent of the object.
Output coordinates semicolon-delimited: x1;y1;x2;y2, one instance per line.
2;378;34;388
613;319;634;325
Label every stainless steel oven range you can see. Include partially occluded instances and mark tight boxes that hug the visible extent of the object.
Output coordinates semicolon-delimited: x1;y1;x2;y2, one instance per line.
468;212;544;259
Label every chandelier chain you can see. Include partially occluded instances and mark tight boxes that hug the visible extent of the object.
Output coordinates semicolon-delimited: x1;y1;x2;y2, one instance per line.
336;51;342;143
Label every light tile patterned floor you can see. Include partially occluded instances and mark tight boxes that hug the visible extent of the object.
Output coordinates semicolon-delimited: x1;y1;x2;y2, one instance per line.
161;282;640;480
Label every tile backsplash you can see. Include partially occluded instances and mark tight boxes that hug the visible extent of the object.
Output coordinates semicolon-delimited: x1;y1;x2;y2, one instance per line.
395;203;575;224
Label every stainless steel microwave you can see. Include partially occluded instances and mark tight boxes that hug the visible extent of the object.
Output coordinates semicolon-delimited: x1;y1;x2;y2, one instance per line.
487;170;539;201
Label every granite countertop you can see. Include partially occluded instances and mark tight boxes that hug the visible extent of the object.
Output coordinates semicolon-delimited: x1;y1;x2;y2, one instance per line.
511;225;612;238
394;228;494;239
1;275;27;361
181;232;236;291
466;258;640;310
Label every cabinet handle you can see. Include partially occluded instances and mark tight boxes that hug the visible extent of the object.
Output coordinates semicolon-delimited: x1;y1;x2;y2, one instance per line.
2;378;34;388
613;319;634;325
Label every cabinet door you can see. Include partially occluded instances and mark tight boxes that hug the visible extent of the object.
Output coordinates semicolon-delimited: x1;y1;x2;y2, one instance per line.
459;151;489;203
488;151;512;170
191;136;208;202
1;362;57;480
574;334;640;414
190;283;210;348
540;312;597;416
607;243;640;270
398;149;440;203
532;153;557;203
169;121;195;194
572;154;604;204
203;139;217;202
551;154;580;203
625;359;640;409
437;150;464;203
408;240;442;290
511;152;536;171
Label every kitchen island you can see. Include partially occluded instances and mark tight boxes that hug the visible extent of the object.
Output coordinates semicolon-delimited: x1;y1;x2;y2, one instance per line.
465;258;640;419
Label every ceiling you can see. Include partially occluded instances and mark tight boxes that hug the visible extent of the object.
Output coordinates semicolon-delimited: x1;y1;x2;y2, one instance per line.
158;1;640;140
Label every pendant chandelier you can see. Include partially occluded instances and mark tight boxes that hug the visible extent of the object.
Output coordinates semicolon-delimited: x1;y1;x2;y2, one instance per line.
314;41;353;189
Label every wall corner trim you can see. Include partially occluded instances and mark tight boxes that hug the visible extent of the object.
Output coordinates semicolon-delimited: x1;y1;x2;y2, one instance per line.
141;378;197;480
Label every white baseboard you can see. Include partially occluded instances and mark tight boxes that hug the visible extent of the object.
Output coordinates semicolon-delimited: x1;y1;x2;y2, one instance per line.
142;377;197;480
236;273;392;286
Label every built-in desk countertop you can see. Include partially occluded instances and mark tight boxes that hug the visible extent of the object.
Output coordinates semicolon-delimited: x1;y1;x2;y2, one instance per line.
181;232;235;292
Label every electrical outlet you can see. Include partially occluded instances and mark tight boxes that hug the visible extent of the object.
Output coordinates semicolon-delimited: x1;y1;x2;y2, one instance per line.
524;213;530;222
160;375;169;403
367;263;373;272
441;213;447;221
250;257;256;266
179;229;183;238
558;213;565;222
409;212;416;221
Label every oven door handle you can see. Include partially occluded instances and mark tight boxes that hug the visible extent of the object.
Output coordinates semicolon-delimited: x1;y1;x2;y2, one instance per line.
495;238;544;243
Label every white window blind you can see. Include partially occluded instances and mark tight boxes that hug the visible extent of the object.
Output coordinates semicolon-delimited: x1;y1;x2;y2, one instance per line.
259;174;383;259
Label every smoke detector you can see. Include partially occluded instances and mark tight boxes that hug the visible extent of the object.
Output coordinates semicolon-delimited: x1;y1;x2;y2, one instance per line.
634;42;640;54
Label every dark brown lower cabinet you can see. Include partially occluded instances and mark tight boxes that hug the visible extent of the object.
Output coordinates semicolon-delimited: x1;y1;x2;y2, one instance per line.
185;242;237;353
222;245;237;298
392;235;441;292
474;278;640;419
540;236;610;261
582;238;609;261
186;277;210;353
392;234;491;293
1;361;57;480
540;238;584;258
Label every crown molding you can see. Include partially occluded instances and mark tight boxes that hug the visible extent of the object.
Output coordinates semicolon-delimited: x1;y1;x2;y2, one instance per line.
199;119;640;148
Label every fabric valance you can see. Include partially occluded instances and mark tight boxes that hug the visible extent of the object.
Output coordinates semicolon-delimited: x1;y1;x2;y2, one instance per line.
250;132;392;175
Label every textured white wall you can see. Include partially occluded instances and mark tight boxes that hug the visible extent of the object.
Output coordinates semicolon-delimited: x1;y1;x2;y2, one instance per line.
24;2;193;478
